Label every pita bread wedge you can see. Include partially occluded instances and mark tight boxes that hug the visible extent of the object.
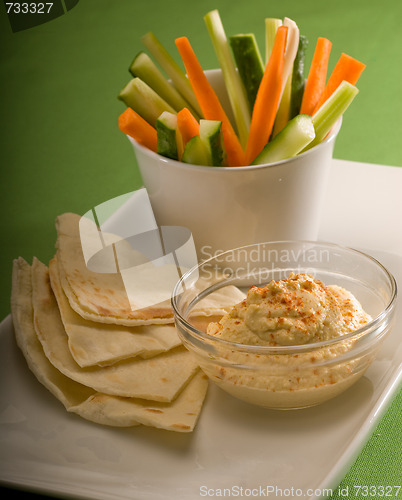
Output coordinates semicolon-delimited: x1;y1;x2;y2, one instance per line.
55;213;246;326
70;370;208;432
31;258;199;402
10;258;208;431
56;213;174;325
49;257;181;367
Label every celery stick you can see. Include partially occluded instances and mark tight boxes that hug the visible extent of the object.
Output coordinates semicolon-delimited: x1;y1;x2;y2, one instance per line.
118;78;175;127
290;35;308;119
141;32;203;118
156;111;178;160
265;18;282;64
305;81;359;150
272;74;292;137
204;9;251;149
251;115;315;165
229;34;264;111
130;52;201;119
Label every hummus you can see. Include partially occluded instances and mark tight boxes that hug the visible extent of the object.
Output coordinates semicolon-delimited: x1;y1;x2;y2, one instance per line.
207;273;371;346
203;274;373;409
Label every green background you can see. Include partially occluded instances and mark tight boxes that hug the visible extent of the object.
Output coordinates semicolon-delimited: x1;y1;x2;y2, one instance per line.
0;0;401;497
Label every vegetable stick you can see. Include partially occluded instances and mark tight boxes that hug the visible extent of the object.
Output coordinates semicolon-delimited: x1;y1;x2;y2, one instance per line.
312;52;365;113
141;32;203;118
118;108;157;152
280;18;300;102
265;18;282;64
175;36;246;167
304;81;359;151
300;37;332;116
229;34;264;111
118;77;176;127
290;34;309;118
130;52;201;119
245;25;288;165
204;9;251;149
177;107;200;146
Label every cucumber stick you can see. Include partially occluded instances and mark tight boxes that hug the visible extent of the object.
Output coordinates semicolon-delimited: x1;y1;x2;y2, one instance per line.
204;9;251;149
182;136;210;166
290;35;308;119
118;78;175;127
251;114;315;165
141;32;203;118
130;52;200;119
305;81;359;151
182;120;225;166
229;34;264;111
200;120;225;166
156;112;178;160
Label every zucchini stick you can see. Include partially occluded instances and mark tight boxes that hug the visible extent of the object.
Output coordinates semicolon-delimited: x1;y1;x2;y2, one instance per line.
290;35;308;118
204;9;251;149
141;32;203;118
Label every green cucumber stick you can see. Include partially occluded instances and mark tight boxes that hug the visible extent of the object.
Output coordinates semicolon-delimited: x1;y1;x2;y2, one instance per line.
118;78;176;127
182;135;211;166
252;114;315;165
204;9;251;149
290;35;308;119
265;18;282;64
199;119;225;166
130;52;201;119
156;111;178;160
229;34;264;111
141;32;203;118
305;81;359;150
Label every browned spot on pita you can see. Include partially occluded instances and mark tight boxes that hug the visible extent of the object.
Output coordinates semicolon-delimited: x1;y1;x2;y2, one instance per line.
172;423;191;430
145;408;164;414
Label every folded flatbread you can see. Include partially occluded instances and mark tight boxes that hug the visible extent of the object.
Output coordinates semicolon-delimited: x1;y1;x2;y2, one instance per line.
49;257;181;367
11;258;208;432
31;258;199;402
55;213;246;326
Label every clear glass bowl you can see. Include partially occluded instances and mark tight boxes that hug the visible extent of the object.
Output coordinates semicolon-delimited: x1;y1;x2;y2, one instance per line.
172;241;397;409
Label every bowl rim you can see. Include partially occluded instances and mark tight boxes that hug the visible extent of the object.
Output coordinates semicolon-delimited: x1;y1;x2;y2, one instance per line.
171;240;398;355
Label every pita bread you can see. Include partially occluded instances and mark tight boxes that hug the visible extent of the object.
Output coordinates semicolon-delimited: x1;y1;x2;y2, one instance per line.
55;213;246;326
11;258;208;431
49;257;181;367
56;213;174;325
31;258;199;402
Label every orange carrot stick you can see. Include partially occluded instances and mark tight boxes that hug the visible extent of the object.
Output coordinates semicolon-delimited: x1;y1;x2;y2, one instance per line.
300;37;332;116
245;25;288;165
118;107;157;152
175;36;246;166
177;107;199;145
312;52;366;113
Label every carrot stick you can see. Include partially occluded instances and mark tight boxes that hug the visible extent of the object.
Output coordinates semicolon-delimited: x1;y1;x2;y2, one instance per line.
300;37;332;116
118;107;157;152
312;52;366;113
177;107;200;145
245;25;288;165
175;36;246;166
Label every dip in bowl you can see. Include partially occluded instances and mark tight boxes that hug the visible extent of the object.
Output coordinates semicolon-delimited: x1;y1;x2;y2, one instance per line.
172;241;397;409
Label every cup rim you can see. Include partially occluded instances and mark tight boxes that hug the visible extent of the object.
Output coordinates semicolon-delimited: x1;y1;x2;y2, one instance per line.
127;65;342;173
171;240;398;355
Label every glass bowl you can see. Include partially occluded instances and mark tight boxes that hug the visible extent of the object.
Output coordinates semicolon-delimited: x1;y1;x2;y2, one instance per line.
171;241;397;409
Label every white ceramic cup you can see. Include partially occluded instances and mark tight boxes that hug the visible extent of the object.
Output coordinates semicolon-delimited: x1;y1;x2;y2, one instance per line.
128;70;341;260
